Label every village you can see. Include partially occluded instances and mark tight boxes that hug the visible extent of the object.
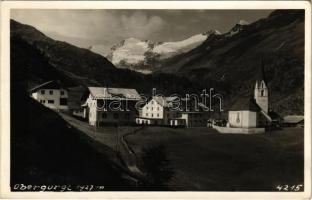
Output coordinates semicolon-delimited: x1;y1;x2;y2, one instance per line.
29;61;304;134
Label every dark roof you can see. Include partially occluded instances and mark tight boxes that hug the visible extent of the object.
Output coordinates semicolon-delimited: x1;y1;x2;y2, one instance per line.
230;96;261;112
29;80;66;92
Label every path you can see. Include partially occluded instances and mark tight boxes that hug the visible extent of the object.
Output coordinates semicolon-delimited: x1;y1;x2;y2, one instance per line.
59;113;145;177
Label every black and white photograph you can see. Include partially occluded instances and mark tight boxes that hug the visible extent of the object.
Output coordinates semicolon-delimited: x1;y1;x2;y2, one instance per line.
0;1;311;199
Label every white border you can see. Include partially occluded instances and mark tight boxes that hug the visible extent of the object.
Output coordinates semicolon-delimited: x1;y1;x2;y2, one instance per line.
0;1;311;199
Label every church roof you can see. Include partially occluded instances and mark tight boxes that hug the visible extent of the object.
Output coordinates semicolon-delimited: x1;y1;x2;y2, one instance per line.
230;96;261;112
256;57;266;84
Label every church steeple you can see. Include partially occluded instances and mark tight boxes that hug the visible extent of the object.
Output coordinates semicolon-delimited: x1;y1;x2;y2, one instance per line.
254;57;268;113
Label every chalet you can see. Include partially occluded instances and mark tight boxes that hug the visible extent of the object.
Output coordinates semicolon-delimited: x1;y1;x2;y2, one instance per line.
30;80;69;110
83;87;141;126
137;96;209;127
137;96;180;125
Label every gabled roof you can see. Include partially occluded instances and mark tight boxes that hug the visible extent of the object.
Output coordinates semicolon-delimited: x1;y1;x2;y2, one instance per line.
283;115;304;123
230;96;261;112
153;96;178;107
88;87;141;100
29;80;66;92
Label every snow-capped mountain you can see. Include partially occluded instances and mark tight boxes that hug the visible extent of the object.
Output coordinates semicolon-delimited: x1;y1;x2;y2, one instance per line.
104;31;220;74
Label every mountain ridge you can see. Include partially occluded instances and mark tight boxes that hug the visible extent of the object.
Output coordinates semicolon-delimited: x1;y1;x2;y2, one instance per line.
102;31;220;74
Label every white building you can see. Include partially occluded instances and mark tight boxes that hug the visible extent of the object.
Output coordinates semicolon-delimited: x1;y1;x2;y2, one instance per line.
83;87;141;126
137;96;209;127
30;80;69;110
137;96;179;125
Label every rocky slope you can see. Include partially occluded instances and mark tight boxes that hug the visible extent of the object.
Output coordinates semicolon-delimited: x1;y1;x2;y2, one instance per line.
156;10;304;115
103;31;220;74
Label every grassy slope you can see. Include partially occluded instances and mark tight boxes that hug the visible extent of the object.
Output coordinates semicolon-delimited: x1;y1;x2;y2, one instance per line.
126;127;303;191
10;88;134;190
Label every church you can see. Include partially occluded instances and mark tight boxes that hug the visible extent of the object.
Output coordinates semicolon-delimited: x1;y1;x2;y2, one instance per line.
213;60;272;134
228;60;272;129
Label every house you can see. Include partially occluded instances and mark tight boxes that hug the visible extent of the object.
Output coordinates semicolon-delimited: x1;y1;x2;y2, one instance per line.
174;102;210;127
283;115;304;127
137;96;209;127
213;59;273;134
137;96;180;126
30;80;69;110
83;87;141;126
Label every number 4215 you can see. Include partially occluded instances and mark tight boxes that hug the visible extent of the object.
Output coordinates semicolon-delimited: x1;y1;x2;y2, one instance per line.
276;184;303;191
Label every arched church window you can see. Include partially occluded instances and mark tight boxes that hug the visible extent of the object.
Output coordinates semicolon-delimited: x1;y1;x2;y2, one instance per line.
236;113;240;123
261;81;265;88
261;90;264;96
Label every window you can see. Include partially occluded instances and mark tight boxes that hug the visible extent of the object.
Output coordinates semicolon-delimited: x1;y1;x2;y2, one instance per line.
113;113;119;119
261;90;264;96
236;113;240;123
40;100;46;104
157;113;159;117
152;107;154;111
60;98;67;105
146;113;148;117
102;113;107;118
61;90;65;95
146;107;149;110
152;100;154;105
157;107;159;111
40;90;45;95
48;100;54;104
49;90;53;95
151;114;154;117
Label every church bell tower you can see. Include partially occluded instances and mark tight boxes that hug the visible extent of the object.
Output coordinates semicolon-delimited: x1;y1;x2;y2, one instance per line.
254;58;268;113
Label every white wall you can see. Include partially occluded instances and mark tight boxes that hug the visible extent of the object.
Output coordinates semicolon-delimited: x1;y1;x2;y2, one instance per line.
228;111;257;128
87;95;137;126
254;80;268;113
141;99;164;119
32;89;68;110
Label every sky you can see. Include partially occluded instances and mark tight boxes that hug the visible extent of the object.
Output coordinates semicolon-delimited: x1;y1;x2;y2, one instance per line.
11;9;273;55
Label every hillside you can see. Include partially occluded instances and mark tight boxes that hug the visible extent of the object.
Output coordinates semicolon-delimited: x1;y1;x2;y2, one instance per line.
10;20;206;96
10;82;134;190
157;10;304;115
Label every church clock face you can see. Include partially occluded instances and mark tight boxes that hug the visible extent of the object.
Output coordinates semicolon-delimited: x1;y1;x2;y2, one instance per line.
236;113;240;123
